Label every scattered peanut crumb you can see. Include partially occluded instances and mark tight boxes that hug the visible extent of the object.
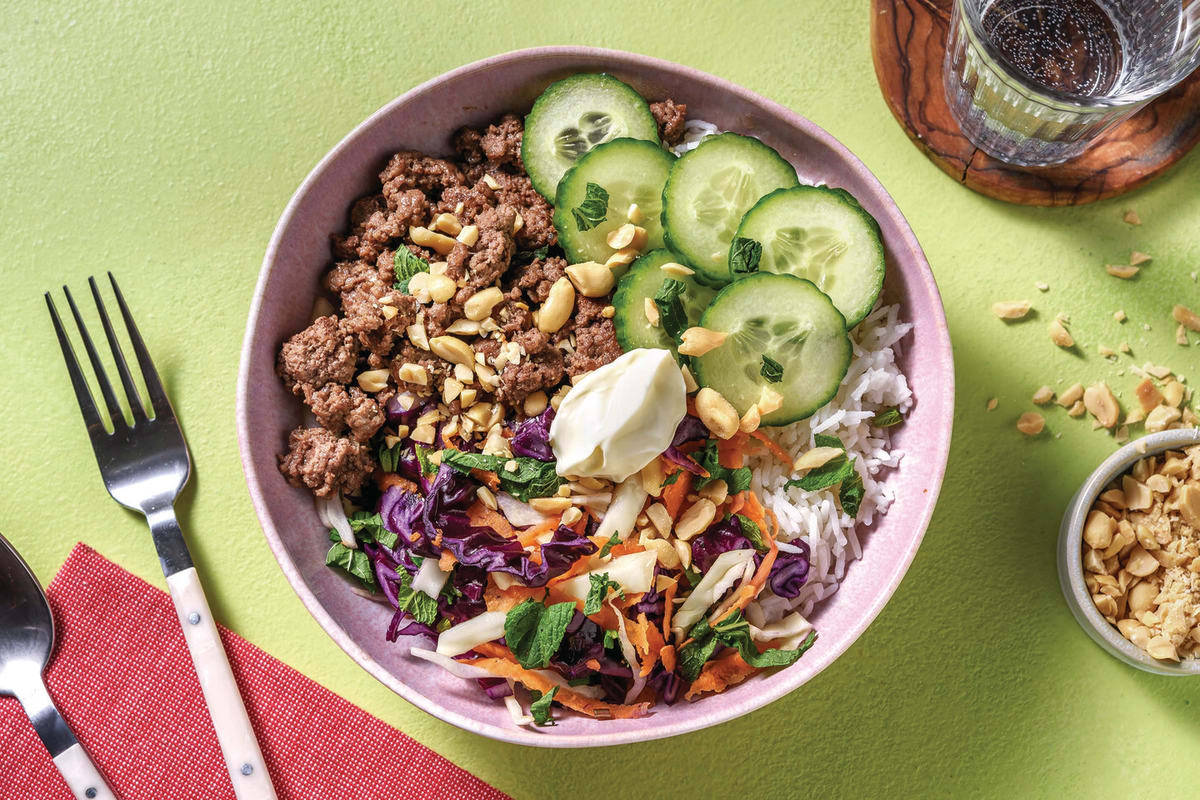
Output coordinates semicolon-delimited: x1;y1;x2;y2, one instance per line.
1032;385;1056;405
1119;341;1131;354
993;300;1032;319
1068;400;1087;417
1017;412;1045;436
1130;251;1152;266
986;397;998;411
1174;305;1200;332
1123;210;1142;225
1036;281;1050;292
1143;323;1152;331
1114;309;1127;323
1106;264;1139;279
1058;383;1085;408
1083;382;1120;429
1098;345;1117;358
1049;318;1075;348
1178;325;1190;346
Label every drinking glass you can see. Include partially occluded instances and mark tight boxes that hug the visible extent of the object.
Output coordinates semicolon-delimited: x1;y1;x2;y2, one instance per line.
944;0;1200;166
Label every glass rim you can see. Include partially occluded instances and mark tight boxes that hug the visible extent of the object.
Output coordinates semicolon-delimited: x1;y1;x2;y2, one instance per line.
956;0;1200;112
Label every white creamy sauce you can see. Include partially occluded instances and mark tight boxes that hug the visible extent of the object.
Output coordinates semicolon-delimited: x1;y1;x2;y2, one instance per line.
549;348;686;482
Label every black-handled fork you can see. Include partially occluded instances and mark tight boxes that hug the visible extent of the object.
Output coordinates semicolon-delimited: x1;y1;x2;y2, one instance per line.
45;274;276;800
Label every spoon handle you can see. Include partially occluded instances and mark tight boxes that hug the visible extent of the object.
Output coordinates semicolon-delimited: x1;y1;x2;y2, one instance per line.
53;743;116;800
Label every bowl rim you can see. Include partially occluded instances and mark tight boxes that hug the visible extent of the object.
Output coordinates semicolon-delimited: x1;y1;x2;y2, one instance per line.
1057;427;1200;676
236;45;956;746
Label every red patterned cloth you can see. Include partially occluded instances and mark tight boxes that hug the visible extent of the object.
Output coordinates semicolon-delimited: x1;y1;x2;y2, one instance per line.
0;544;509;800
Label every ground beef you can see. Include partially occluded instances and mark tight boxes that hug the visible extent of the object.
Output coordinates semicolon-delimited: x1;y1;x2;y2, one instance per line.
510;255;568;304
278;427;375;497
567;296;621;376
305;384;386;443
277;315;359;396
423;300;463;337
465;206;517;291
453;113;524;173
651;99;688;146
494;330;565;409
380;151;464;200
484;172;556;249
496;290;534;335
323;259;416;358
331;191;431;265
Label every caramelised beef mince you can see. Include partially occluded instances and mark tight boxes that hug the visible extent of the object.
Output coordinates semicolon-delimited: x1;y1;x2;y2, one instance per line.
278;103;689;498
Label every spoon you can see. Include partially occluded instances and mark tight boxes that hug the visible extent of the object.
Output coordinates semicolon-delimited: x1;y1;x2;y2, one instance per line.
0;533;115;799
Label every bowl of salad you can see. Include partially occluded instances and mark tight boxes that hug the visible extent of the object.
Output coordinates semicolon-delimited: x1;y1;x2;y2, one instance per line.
237;46;954;746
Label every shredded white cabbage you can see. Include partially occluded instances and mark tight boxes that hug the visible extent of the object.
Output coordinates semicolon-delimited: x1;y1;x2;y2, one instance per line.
316;492;355;548
496;492;549;527
672;549;756;637
610;599;646;705
435;611;507;657
409;647;496;679
594;475;647;543
558;550;657;603
749;611;814;650
411;557;450;597
504;693;533;726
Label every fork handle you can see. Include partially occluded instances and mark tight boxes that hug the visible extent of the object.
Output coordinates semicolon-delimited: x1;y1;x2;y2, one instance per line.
166;567;277;800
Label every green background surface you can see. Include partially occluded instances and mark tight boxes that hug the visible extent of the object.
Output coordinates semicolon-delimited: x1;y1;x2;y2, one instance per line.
3;2;1199;798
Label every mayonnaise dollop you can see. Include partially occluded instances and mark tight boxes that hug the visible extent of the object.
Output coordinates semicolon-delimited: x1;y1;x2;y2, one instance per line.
549;348;686;482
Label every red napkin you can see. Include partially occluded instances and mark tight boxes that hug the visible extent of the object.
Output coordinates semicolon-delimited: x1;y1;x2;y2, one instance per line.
0;544;510;800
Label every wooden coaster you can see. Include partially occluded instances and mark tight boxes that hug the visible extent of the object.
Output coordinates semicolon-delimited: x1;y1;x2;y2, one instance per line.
870;0;1200;206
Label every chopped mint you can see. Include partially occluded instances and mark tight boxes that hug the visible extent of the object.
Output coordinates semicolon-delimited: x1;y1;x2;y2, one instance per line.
571;182;609;231
653;279;689;342
760;355;784;384
503;599;576;670
871;407;903;428
729;237;762;275
529;687;558;726
583;572;623;615
440;450;565;502
393;248;430;293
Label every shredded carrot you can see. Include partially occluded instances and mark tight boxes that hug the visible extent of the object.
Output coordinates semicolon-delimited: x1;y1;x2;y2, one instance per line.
585;658;602;671
438;552;457;571
376;472;419;493
659;644;677;673
463;654;651;719
717;432;746;468
607;541;646;557
750;430;792;466
625;613;650;655
662;469;693;519
683;651;756;700
727;492;746;515
471;468;501;491
546;555;593;587
466;502;516;538
517;516;560;548
483;581;542;613
638;613;666;677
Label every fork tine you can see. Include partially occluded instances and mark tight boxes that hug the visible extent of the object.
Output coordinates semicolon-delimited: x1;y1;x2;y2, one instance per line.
45;293;105;434
63;284;128;429
88;276;147;422
106;273;174;419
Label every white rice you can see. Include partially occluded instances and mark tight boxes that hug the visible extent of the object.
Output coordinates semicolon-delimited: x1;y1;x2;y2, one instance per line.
671;122;914;623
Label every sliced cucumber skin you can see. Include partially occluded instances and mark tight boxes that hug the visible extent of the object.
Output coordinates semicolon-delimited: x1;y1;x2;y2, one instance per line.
733;185;885;329
612;249;718;355
522;74;660;200
693;272;851;426
553;139;675;265
661;132;800;287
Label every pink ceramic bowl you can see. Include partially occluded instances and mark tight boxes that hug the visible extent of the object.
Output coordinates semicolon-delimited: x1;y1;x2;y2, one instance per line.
237;46;954;747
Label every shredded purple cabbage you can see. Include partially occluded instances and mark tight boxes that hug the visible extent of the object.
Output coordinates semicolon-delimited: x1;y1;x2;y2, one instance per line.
662;414;708;474
689;517;811;598
768;545;810;599
477;677;513;700
510;407;555;460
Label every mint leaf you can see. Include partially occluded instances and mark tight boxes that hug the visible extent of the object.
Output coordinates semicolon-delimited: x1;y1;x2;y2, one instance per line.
695;440;752;494
683;565;702;588
839;469;865;518
729;237;761;275
504;599;577;669
440;450;564;501
653;279;689;343
660;471;681;488
514;245;549;266
603;629;620;649
378;441;402;473
349;511;398;549
393;569;439;627
678;617;721;681
735;514;768;553
414;444;438;477
529;687;558;726
871;407;903;428
570;182;609;231
784;435;853;492
583;572;623;616
597;532;621;559
325;543;376;589
393;248;430;293
760;355;784;383
679;611;818;682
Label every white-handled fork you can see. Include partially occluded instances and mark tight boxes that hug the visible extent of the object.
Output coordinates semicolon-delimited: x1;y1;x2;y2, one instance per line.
46;274;277;800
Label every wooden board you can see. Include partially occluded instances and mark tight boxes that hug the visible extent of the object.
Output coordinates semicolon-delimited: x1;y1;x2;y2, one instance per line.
870;0;1200;206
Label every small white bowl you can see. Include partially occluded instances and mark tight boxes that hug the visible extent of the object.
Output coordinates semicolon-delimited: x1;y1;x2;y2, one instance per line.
1057;427;1200;675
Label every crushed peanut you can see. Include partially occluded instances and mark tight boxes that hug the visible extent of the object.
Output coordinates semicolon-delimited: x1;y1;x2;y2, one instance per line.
1106;264;1139;279
1016;412;1045;436
1032;386;1055;405
1130;251;1152;266
1114;309;1127;323
1049;318;1075;348
1082;445;1200;661
1174;305;1200;332
1122;210;1142;225
992;300;1032;320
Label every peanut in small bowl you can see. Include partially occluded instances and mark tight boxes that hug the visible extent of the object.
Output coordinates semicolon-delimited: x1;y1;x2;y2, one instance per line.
1057;427;1200;675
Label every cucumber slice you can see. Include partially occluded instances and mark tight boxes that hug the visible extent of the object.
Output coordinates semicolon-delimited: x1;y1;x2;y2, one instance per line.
733;186;885;328
693;273;851;426
554;139;675;266
612;249;717;356
523;74;660;200
661;133;799;286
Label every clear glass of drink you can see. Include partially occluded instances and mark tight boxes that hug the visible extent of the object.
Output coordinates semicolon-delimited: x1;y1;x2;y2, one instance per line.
944;0;1200;166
